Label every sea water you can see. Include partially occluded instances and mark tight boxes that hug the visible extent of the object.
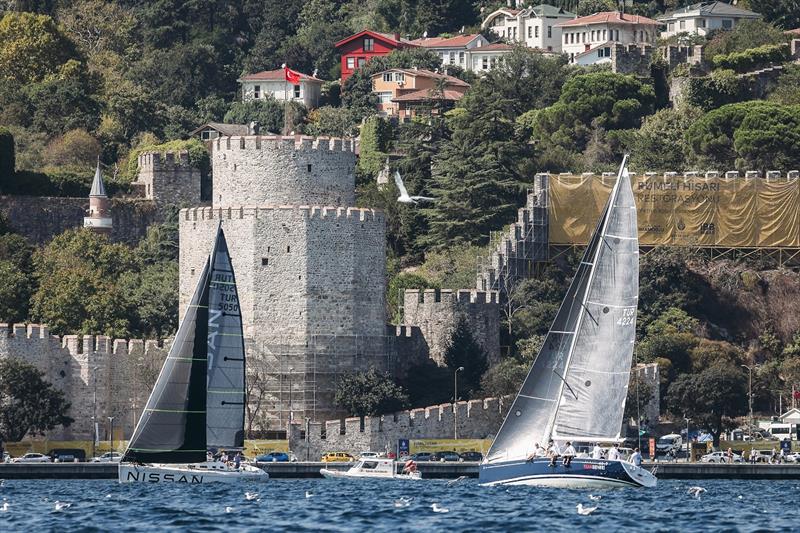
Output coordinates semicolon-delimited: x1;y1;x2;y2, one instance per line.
0;478;793;532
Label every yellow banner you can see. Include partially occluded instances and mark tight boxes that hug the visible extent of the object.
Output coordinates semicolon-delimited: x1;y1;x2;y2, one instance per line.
549;174;800;247
4;439;289;459
410;439;492;454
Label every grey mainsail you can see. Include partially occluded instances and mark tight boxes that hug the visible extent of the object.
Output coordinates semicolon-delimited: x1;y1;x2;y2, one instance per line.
206;228;246;449
486;157;637;462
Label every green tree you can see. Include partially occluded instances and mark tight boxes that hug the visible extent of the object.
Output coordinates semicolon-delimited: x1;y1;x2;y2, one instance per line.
748;0;800;30
305;106;360;137
577;0;616;15
0;232;35;323
334;369;409;417
0;126;13;182
357;116;393;184
704;19;789;59
0;12;77;84
30;229;138;336
533;72;655;153
770;64;800;106
666;363;748;446
637;248;706;333
26;60;101;136
628;106;702;172
732;103;800;170
444;315;489;399
637;332;699;373
224;97;307;135
783;332;800;360
0;358;74;442
689;339;745;372
122;262;178;339
644;307;700;338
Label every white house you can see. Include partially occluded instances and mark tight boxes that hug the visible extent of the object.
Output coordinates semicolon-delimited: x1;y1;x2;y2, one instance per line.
238;68;323;109
482;4;575;52
659;1;761;39
411;34;490;70
469;43;515;72
557;11;661;63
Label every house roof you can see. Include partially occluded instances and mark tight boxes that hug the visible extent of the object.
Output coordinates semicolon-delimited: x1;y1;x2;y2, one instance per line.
471;43;514;52
392;88;466;102
371;68;471;87
334;29;417;48
779;408;800;421
558;12;661;27
89;162;107;197
659;1;762;20
785;28;800;36
238;68;323;83
410;34;483;48
531;4;575;18
189;122;251;137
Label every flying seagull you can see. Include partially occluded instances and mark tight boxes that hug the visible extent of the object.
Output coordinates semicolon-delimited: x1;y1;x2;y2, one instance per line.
394;171;435;204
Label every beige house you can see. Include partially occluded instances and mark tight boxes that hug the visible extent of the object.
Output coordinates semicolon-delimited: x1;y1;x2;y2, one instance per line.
557;11;661;64
659;1;761;39
371;68;469;121
238;68;323;109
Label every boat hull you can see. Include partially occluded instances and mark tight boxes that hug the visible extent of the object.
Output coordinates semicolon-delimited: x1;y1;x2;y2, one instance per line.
319;468;421;480
478;458;656;488
119;462;269;484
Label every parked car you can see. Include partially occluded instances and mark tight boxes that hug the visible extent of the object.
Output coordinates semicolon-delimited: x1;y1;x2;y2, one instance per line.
91;452;122;463
700;451;742;463
459;451;483;462
431;451;462;462
51;448;86;463
409;452;434;462
13;453;51;463
256;452;290;462
320;452;354;463
750;449;775;463
783;452;800;463
656;434;683;455
358;451;381;459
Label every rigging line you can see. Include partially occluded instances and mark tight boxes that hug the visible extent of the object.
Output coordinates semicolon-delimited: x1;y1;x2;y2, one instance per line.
552;369;578;400
581;303;598;326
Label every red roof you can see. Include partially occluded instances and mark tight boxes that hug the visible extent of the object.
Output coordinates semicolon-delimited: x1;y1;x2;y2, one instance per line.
786;28;800;36
371;68;470;87
558;12;661;27
392;88;466;102
335;30;417;48
410;34;482;48
239;69;323;82
472;43;514;52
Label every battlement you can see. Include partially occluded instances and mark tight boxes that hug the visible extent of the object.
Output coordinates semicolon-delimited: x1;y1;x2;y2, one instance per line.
213;135;354;154
403;288;499;305
180;205;384;223
137;150;192;172
544;170;800;180
1;323;166;358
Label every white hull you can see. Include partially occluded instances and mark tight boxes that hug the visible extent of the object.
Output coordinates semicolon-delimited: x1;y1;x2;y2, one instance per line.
320;468;421;481
491;474;640;489
119;462;269;484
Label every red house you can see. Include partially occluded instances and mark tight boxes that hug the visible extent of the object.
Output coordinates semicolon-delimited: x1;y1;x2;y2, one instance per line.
335;30;417;83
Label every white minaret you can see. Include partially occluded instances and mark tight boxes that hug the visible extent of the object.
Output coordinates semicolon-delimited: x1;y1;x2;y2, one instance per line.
84;161;112;235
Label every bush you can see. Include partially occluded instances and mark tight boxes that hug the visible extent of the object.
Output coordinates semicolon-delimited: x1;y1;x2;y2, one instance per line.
685;69;750;111
712;43;790;73
123;138;210;185
223;97;307;136
0;126;14;183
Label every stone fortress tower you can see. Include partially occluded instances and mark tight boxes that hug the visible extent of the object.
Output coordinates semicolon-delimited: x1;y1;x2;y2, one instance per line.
179;135;388;428
83;162;112;234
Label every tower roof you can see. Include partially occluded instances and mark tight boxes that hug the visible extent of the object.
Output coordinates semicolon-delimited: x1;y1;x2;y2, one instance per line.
90;161;107;198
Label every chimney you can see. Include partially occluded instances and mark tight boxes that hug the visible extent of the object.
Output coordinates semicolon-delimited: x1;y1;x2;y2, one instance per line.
394;32;400;42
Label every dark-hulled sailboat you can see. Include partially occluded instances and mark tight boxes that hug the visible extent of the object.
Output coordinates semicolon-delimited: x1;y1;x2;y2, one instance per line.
478;157;656;488
119;225;267;483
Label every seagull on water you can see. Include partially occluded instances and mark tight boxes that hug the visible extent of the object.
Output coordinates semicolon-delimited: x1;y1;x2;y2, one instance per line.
446;476;467;486
305;491;314;499
588;494;602;501
1;501;9;512
394;171;435;204
225;506;235;513
576;503;598;515
245;492;259;501
54;501;71;511
431;503;449;513
687;486;706;498
394;496;412;508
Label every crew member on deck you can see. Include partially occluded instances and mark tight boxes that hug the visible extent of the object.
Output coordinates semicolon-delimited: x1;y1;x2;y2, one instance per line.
547;440;561;467
630;447;642;467
608;443;621;461
591;443;603;460
526;443;545;462
562;441;576;467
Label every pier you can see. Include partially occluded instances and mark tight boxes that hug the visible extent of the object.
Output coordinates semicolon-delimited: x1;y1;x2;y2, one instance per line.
4;462;800;480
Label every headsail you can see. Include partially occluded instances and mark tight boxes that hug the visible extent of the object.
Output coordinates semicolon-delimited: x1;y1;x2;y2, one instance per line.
123;261;210;464
486;157;637;462
206;228;246;449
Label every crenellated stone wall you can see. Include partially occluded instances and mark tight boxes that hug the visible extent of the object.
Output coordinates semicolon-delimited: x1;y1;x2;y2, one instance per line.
135;150;202;206
288;397;506;459
0;323;168;440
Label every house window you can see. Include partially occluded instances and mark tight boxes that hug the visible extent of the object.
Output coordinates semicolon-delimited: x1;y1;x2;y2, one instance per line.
582;32;586;43
564;34;568;44
591;30;595;41
254;85;261;98
528;26;532;38
535;26;539;38
459;51;464;64
699;18;706;28
383;72;392;82
449;52;455;64
722;19;733;29
679;20;686;30
347;57;355;69
482;57;488;69
364;37;374;51
357;57;366;67
668;22;675;31
547;26;552;38
640;30;645;41
294;85;300;98
377;91;393;104
614;30;619;41
394;72;404;82
603;29;607;40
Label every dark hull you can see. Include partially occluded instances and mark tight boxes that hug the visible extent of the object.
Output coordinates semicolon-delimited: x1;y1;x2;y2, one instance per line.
479;458;657;488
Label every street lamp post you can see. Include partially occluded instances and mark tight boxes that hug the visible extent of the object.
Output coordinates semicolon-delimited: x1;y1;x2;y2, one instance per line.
92;366;99;460
108;416;115;455
454;367;464;440
684;417;691;462
741;364;754;441
288;367;294;430
305;417;311;462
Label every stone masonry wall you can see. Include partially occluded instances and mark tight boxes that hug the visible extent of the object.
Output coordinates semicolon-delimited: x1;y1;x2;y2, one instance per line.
211;136;355;207
0;195;163;245
135;150;201;206
0;323;168;441
289;397;506;459
402;289;500;365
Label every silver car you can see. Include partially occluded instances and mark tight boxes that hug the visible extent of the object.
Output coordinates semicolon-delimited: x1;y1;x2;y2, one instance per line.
700;451;742;463
91;452;123;463
12;452;52;463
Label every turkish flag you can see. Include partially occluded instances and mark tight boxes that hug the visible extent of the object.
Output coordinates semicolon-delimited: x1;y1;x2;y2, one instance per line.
793;390;800;400
284;65;301;84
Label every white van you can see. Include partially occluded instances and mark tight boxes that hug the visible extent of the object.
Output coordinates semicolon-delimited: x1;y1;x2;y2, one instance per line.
767;423;796;441
656;434;683;455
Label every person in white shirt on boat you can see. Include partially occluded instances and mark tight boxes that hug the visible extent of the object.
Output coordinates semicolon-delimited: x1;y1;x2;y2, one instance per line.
547;440;561;467
607;444;621;461
562;442;576;467
526;443;545;462
630;447;642;467
591;443;604;460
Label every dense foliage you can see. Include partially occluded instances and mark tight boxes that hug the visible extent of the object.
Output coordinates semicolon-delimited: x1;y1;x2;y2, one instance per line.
333;369;409;417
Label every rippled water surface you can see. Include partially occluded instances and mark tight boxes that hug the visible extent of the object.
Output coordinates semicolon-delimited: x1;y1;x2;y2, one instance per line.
0;478;796;532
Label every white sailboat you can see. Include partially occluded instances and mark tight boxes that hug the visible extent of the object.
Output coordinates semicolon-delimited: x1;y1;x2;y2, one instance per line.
479;156;656;488
119;225;268;483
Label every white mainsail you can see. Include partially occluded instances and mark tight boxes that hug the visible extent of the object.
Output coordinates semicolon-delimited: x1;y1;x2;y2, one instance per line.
486;157;638;462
